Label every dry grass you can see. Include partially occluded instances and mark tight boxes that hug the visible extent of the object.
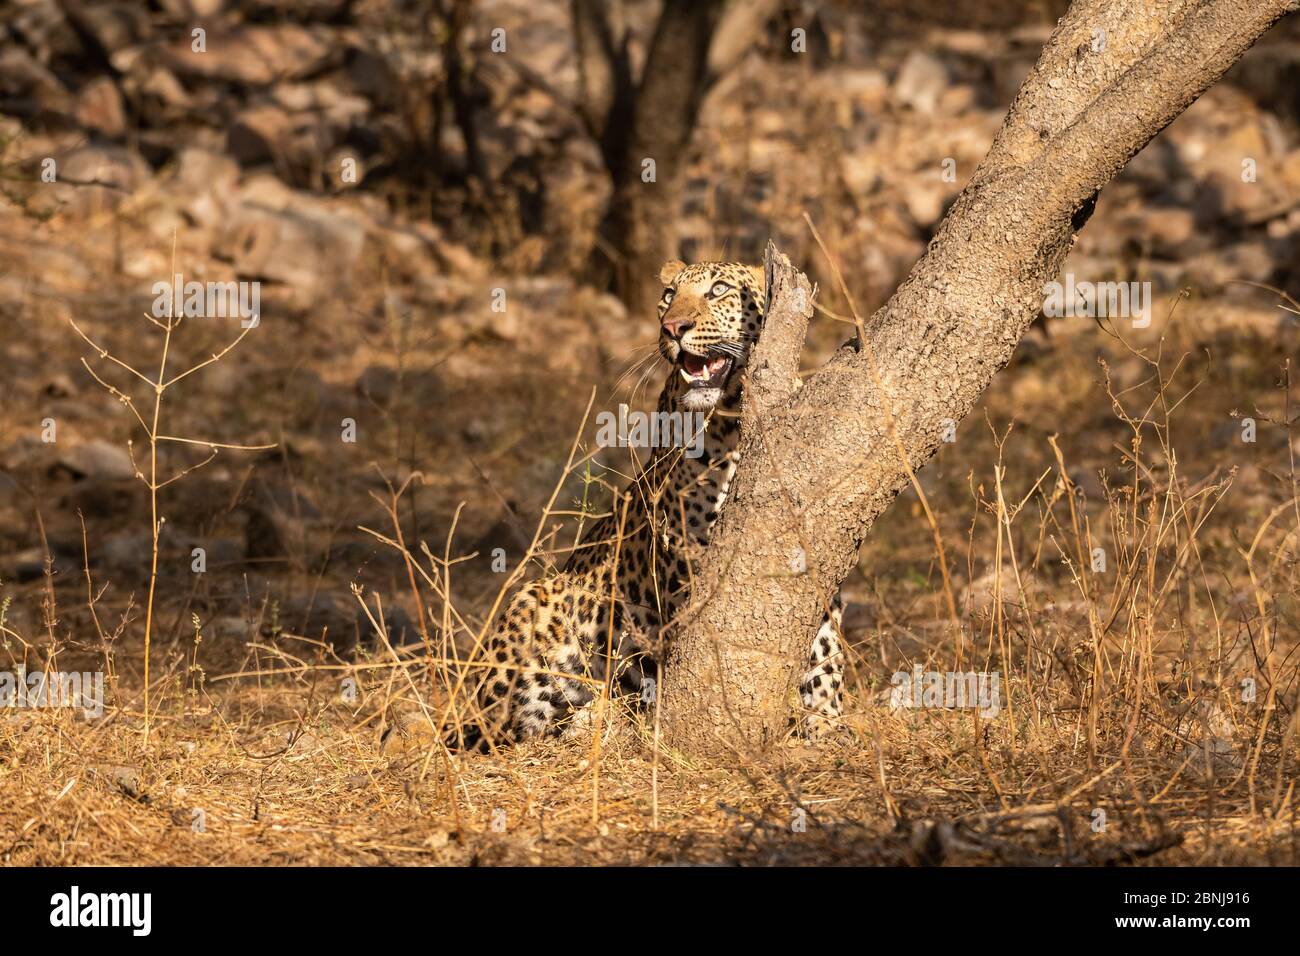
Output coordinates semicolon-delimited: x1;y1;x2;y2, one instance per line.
0;655;1293;865
3;290;1298;866
1;17;1297;863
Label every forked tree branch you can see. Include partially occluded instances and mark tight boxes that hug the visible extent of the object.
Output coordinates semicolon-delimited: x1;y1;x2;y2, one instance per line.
660;0;1298;753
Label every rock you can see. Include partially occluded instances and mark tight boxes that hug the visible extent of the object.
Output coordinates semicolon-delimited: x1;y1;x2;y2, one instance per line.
0;46;73;118
215;179;366;304
359;603;418;648
6;0;82;65
71;2;151;56
848;208;924;300
172;145;240;188
42;373;76;398
1267;201;1300;240
381;712;439;756
3;546;44;582
839;154;880;196
100;531;151;571
894;51;948;113
346;47;397;104
937;84;975;114
814;67;888;107
1167;92;1294;227
228;104;300;165
128;62;191;111
73;76;127;139
53;144;150;211
356;364;399;406
961;565;1023;611
244;483;323;561
161;25;335;86
370;222;443;280
430;236;484;278
1125;206;1198;259
54;440;135;481
156;0;228;17
208;616;254;642
1184;240;1276;291
2;546;75;583
107;764;145;800
59;479;137;519
267;80;369;121
226;89;365;175
167;147;240;229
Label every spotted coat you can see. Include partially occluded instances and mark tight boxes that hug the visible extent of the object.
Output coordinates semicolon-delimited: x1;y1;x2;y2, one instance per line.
469;261;845;745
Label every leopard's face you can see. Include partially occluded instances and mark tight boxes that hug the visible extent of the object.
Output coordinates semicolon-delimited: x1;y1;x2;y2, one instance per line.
656;260;766;412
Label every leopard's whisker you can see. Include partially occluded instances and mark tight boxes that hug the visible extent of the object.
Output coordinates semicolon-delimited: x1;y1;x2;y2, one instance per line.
632;359;659;406
611;349;662;395
611;349;653;387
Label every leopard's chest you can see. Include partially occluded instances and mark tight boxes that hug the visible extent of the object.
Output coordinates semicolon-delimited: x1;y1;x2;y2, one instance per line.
658;448;739;547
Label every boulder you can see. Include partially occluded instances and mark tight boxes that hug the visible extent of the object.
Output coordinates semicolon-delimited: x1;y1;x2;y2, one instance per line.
215;179;367;303
51;144;151;214
70;2;151;56
0;43;73;111
894;51;948;113
167;147;240;230
74;76;127;138
160;25;335;87
54;440;135;481
244;482;324;561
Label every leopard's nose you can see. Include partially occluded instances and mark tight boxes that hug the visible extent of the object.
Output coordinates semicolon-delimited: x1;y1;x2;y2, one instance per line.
661;318;695;340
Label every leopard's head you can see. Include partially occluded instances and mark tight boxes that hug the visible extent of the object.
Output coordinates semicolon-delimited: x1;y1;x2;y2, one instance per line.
656;259;766;412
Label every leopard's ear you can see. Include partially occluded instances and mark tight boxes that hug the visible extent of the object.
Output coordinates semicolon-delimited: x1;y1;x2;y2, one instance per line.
747;264;767;292
658;259;686;286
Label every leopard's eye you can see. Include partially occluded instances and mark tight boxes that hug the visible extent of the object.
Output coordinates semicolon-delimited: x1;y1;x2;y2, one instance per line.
662;288;675;304
708;281;732;298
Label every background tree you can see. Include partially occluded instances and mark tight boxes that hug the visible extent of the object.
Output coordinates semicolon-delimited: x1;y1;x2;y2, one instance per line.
572;0;782;307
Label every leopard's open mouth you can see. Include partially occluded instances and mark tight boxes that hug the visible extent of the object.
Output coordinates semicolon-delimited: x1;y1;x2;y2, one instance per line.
678;351;733;389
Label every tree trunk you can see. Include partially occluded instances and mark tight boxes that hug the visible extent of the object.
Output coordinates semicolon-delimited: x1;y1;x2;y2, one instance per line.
573;0;783;309
589;0;726;309
659;0;1297;755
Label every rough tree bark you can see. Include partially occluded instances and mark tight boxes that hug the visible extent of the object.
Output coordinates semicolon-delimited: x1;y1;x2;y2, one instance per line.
659;0;1298;755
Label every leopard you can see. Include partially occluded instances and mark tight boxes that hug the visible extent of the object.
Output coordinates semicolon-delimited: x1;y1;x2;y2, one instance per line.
462;259;845;748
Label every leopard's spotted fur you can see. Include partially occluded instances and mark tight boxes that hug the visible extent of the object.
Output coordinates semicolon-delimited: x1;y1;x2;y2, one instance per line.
466;260;845;746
